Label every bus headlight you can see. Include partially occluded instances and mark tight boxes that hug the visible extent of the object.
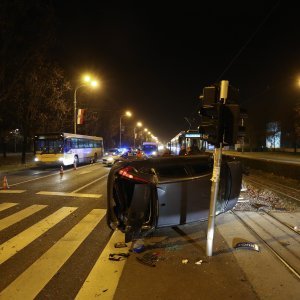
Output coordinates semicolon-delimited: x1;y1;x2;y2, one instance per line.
152;151;157;156
58;157;64;162
34;157;39;162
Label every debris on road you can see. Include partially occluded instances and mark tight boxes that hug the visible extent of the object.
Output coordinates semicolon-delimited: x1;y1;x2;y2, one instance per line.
109;253;130;261
181;259;189;264
234;242;260;252
136;252;160;267
114;242;127;248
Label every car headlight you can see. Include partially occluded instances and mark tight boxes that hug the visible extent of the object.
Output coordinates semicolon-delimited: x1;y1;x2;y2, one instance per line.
152;151;157;155
34;157;39;162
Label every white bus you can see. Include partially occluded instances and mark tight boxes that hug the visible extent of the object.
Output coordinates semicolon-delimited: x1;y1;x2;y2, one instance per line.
34;132;104;166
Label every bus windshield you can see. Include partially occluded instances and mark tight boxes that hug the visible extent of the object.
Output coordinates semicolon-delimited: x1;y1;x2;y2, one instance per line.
142;143;158;156
34;136;63;154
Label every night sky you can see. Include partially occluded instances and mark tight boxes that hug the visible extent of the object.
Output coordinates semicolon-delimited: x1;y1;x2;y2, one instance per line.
53;1;299;142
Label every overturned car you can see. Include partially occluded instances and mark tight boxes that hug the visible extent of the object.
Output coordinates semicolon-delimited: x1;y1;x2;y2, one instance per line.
106;154;242;242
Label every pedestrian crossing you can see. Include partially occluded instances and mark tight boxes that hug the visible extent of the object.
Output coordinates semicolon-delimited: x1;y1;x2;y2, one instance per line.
0;202;130;299
0;189;102;198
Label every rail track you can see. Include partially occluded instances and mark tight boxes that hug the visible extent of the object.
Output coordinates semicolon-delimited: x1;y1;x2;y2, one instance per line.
244;174;300;204
232;210;300;280
231;171;300;280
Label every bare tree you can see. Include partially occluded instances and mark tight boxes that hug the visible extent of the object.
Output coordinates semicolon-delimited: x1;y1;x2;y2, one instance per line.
0;1;72;162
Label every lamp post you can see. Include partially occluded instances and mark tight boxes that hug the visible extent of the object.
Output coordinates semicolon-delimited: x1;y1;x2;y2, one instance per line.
134;122;142;149
74;75;98;134
119;111;132;148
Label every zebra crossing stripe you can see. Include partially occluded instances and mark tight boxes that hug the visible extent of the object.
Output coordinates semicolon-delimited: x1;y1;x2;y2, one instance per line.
0;206;77;265
0;203;18;212
0;209;106;300
36;191;102;198
0;204;47;231
75;229;131;299
0;190;26;194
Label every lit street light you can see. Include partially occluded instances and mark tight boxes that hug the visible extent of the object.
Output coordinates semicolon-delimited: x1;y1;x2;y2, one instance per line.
119;111;132;148
134;121;142;149
74;74;99;134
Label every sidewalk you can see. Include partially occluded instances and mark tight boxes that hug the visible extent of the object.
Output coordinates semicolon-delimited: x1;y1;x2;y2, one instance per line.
0;152;36;174
112;213;300;300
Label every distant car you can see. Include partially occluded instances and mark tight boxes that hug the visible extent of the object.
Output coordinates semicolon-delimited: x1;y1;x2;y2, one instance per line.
113;149;148;164
106;154;243;242
104;148;121;156
101;148;122;166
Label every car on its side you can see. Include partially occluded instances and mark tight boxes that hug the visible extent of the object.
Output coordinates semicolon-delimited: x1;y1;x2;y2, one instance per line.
106;154;243;242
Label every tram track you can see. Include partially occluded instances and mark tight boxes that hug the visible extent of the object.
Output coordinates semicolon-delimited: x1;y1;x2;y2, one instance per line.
231;210;300;280
244;175;300;204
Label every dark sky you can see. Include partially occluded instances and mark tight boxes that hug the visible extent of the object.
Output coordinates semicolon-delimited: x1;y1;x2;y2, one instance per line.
53;1;299;142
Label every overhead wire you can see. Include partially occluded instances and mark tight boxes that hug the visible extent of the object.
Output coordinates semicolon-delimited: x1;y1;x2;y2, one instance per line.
216;0;281;81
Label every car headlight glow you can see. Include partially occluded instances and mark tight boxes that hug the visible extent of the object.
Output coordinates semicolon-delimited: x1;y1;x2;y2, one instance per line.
34;157;39;162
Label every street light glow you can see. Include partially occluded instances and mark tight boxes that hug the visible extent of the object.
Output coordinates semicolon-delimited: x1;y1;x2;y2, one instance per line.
91;80;98;87
74;73;100;134
83;75;91;82
119;111;132;148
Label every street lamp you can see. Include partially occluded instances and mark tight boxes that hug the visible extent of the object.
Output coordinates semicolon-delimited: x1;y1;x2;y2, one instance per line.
119;111;132;148
74;74;99;134
134;122;142;149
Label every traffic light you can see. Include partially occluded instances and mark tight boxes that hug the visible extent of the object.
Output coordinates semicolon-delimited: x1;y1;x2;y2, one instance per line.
198;85;224;147
198;81;247;147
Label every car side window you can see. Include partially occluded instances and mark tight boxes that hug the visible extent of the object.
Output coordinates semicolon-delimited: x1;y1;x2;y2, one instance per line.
186;162;211;176
155;165;189;178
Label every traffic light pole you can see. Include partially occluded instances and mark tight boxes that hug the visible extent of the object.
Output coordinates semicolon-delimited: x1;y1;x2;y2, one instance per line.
206;80;228;257
206;143;222;257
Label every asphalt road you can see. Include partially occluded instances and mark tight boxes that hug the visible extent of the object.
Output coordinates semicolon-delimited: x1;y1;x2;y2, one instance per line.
0;162;113;299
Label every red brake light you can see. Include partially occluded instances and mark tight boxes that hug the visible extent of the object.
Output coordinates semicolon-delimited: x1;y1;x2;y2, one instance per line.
118;166;148;183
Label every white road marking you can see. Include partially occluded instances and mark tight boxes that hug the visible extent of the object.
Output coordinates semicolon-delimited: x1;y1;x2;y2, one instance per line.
76;229;131;299
36;191;102;199
0;206;77;264
0;204;47;231
78;170;92;175
0;190;26;194
72;174;108;193
0;202;18;212
0;209;106;300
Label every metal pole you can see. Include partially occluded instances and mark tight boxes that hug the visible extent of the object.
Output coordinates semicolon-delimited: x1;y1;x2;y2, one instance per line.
206;79;228;257
133;127;136;149
206;144;222;256
74;88;77;134
119;116;122;148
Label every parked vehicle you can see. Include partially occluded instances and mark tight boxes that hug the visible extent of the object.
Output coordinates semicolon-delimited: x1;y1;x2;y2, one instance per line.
106;154;243;242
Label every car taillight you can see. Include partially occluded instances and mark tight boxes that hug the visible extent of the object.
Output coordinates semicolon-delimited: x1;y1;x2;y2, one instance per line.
118;166;149;183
